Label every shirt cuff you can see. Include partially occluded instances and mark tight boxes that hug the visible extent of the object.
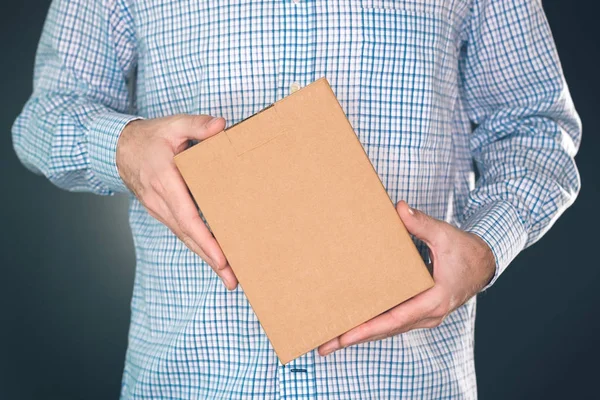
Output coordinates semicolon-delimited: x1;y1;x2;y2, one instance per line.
460;200;528;291
87;111;141;194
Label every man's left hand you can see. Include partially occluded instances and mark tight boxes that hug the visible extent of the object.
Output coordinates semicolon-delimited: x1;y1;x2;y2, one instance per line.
318;200;496;357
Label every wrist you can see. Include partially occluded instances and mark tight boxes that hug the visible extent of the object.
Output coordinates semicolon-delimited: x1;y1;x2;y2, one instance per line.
87;112;142;194
460;200;528;291
467;232;496;290
116;119;144;182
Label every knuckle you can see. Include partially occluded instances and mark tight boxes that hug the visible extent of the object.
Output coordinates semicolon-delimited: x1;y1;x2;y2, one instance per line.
186;212;202;226
144;177;160;195
389;308;404;324
355;323;371;337
187;114;210;130
427;294;450;318
433;300;451;319
145;208;161;222
136;170;151;193
426;318;444;329
177;212;197;231
172;114;190;128
178;220;192;236
179;234;195;251
134;184;149;200
140;192;161;212
142;197;158;214
148;175;163;193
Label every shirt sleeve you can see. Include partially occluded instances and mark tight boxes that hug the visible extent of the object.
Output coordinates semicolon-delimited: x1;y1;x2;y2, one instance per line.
458;0;582;290
11;0;139;195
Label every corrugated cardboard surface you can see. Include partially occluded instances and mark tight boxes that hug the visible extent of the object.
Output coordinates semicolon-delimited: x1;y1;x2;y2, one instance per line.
174;78;434;364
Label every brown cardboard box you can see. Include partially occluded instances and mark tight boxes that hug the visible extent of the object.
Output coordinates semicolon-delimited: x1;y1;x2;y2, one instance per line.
174;77;434;364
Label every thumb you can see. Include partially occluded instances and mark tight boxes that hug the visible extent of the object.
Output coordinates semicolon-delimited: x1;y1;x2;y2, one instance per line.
184;115;226;141
396;200;447;247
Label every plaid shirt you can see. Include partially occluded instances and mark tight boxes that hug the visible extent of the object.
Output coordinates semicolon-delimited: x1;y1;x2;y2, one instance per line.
13;0;581;398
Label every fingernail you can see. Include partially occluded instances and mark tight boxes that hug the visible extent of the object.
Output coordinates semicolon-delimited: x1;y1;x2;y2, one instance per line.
321;349;334;357
321;345;338;356
407;206;415;215
226;276;237;291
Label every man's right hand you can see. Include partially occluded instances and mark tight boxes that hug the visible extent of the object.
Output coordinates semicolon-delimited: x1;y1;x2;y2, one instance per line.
116;114;238;290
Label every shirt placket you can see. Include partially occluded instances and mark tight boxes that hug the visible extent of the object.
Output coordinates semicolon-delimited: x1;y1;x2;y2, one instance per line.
275;0;318;398
277;0;317;97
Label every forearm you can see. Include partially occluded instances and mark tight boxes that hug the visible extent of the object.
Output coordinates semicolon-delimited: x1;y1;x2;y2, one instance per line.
459;0;582;289
13;94;138;194
12;0;138;195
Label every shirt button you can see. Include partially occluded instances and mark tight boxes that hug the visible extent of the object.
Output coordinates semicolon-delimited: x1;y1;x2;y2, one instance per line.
290;82;301;93
292;0;300;3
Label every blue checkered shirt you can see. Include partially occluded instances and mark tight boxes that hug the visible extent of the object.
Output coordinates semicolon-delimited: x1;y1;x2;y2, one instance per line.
13;0;581;398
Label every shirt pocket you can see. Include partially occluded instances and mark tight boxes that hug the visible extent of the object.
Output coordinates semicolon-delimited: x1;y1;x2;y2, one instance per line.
355;5;449;149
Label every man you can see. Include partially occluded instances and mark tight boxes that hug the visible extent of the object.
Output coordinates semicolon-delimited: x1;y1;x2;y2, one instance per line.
12;0;580;398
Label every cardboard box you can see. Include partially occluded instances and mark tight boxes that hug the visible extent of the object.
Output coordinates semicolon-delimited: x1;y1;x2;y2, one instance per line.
174;77;434;364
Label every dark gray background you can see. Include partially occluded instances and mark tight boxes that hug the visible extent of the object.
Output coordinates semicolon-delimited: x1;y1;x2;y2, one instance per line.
1;1;598;399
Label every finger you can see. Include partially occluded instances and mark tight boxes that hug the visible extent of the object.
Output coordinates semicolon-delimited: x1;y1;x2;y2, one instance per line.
318;337;341;357
346;316;441;348
396;200;448;248
148;195;218;267
412;316;445;330
178;115;226;143
159;166;238;290
319;311;410;357
351;314;445;347
320;285;443;355
173;224;238;290
339;311;401;349
159;166;225;265
140;191;173;227
323;315;438;356
142;192;221;268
